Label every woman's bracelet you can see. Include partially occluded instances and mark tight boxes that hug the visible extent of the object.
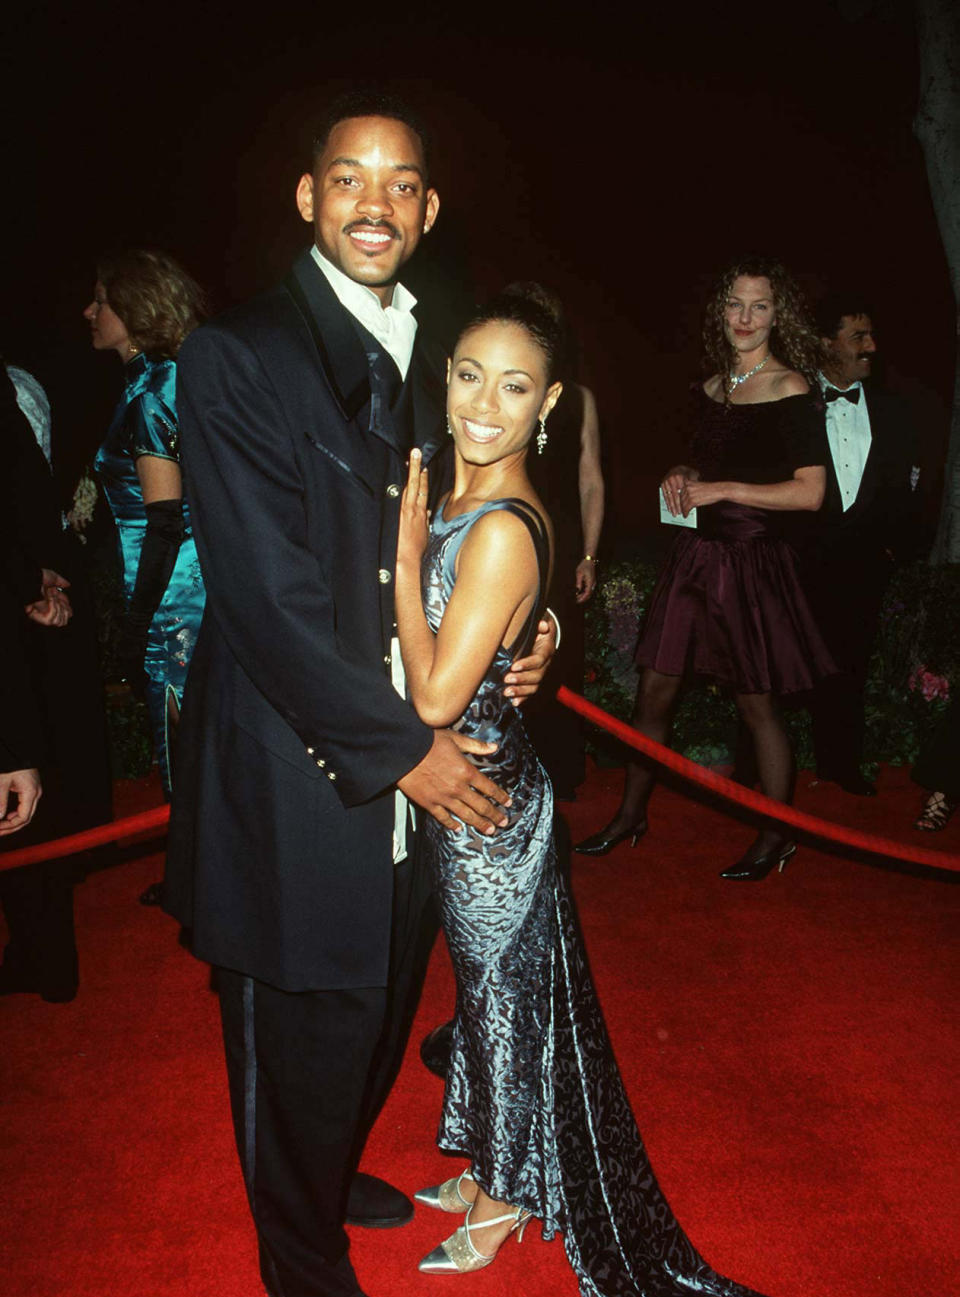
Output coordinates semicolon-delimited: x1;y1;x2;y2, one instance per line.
582;554;598;564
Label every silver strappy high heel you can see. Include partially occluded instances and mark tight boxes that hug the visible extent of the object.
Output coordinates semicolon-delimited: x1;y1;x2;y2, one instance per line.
418;1201;533;1274
414;1167;475;1213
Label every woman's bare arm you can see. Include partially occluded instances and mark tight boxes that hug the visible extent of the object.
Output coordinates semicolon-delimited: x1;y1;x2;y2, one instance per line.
682;464;825;513
395;454;541;729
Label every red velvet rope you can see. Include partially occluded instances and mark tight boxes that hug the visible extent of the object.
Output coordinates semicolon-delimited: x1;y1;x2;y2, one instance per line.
0;805;170;872
1;689;957;873
556;687;960;872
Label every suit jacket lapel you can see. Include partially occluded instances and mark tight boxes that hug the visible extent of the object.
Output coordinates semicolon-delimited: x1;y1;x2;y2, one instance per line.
285;251;447;470
406;334;447;466
285;250;371;422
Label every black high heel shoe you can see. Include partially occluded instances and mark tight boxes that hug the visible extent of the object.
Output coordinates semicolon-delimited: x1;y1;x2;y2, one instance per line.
574;819;647;857
720;840;796;881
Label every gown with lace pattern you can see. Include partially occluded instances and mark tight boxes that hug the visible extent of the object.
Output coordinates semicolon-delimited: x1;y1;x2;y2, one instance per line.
421;495;770;1297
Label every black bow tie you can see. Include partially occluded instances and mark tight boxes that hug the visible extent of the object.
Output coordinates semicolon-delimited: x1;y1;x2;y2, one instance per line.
824;385;860;404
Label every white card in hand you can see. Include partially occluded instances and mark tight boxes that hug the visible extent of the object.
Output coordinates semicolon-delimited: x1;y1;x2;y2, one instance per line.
659;493;697;528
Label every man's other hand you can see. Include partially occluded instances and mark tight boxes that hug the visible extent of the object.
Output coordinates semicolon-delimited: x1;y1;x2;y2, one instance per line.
503;615;558;705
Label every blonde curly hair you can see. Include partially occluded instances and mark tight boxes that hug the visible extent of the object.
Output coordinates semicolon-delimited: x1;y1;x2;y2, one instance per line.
98;249;205;359
702;257;820;392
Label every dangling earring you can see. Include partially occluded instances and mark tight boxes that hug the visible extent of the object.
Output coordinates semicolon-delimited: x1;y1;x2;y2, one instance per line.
446;416;453;436
536;418;548;455
127;342;140;360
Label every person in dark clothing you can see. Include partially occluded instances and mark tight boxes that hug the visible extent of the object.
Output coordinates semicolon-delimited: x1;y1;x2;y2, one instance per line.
162;94;554;1297
912;698;959;831
0;365;110;1001
525;378;604;799
803;294;922;796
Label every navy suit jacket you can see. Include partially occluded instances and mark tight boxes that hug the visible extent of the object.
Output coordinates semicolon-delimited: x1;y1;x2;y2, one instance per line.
164;251;447;991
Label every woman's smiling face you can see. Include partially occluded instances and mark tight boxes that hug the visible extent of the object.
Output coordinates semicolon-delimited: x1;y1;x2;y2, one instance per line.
447;320;561;467
723;275;776;354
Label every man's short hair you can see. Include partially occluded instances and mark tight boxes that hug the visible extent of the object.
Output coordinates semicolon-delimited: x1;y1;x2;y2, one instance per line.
815;291;875;340
311;89;433;182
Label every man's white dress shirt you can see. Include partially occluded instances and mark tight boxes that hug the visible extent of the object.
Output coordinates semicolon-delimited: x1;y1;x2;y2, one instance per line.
311;245;418;862
817;372;871;512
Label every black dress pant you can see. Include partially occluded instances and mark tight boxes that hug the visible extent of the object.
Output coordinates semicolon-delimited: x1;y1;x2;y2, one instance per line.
806;551;892;778
216;832;438;1297
0;854;78;996
913;696;960;799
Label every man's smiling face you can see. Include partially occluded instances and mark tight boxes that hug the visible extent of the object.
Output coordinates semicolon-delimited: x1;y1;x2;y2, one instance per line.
296;115;439;304
822;313;877;388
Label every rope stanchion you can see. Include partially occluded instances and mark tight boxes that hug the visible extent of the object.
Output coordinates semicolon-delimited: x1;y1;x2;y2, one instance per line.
556;686;960;873
0;805;170;873
1;689;956;875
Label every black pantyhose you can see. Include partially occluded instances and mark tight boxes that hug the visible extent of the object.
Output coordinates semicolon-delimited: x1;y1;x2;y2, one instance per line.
602;668;683;838
732;690;794;856
602;670;794;859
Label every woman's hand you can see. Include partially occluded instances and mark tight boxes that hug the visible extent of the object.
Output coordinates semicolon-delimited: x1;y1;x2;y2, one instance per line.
397;448;430;570
575;558;597;603
660;466;699;517
680;479;732;513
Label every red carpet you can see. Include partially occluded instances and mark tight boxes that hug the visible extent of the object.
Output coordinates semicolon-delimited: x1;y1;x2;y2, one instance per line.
1;763;957;1297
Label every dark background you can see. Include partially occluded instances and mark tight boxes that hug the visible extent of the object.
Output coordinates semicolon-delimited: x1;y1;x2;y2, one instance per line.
5;0;954;549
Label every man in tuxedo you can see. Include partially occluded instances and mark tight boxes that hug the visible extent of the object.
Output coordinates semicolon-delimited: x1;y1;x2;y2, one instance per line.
164;92;551;1297
804;294;921;796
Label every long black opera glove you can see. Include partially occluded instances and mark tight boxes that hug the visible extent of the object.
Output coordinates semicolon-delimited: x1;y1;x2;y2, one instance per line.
118;497;184;699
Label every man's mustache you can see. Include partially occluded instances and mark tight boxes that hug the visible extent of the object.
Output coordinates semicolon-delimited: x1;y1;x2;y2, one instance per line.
343;219;400;240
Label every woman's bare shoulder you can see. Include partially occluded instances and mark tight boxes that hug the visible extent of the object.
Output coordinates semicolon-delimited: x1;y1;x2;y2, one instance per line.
771;368;810;397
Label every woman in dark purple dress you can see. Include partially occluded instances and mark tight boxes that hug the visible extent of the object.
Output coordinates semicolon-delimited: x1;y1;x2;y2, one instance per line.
577;258;833;879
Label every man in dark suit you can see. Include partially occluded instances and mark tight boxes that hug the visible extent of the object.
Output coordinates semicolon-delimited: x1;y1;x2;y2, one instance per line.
0;365;89;1001
164;93;551;1297
0;581;44;841
804;294;921;796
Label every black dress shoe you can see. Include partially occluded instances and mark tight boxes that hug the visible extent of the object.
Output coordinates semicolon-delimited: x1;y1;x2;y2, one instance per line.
138;880;164;905
819;771;877;797
574;819;647;857
345;1172;414;1228
0;963;78;1003
720;841;797;881
419;1019;454;1079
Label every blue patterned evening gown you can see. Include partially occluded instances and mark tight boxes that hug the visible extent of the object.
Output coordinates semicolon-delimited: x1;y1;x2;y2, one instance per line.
95;353;205;792
422;497;769;1297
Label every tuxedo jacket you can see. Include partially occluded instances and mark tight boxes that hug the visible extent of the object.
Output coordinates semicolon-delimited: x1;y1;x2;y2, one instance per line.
164;251;447;992
805;382;920;568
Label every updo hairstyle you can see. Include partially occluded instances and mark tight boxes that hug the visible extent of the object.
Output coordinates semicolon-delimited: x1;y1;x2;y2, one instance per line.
459;282;566;384
97;249;206;359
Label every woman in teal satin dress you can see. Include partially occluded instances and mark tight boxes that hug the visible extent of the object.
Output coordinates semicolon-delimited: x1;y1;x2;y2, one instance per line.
85;250;206;798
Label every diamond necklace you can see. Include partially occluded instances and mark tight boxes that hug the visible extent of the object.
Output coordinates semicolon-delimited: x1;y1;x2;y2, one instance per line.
727;354;770;393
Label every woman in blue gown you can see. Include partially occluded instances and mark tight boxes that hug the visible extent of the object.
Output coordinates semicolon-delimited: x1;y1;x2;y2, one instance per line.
85;250;206;798
395;286;769;1296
